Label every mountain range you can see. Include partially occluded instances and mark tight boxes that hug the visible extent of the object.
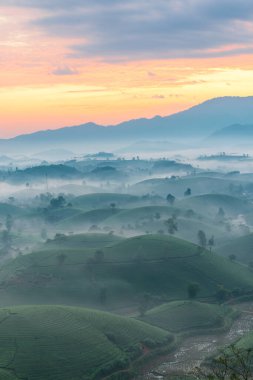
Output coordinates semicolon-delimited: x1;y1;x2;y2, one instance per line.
1;96;253;155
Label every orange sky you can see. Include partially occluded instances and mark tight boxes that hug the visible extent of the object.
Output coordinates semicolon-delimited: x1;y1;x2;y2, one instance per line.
1;4;253;138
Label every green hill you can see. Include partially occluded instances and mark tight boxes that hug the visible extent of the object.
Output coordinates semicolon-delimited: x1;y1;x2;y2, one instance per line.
44;233;123;250
60;207;123;228
140;301;237;334
177;194;253;217
104;205;175;225
131;177;237;197
0;305;171;380
1;235;253;308
72;193;139;211
44;207;83;223
216;233;253;265
0;203;24;218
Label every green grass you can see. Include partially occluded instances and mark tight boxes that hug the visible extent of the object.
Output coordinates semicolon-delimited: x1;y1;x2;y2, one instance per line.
0;203;24;218
0;305;171;380
59;207;123;227
1;234;253;308
216;233;253;265
140;301;237;333
44;232;123;249
177;194;253;217
45;207;83;222
72;193;139;210
131;177;237;198
235;330;253;350
104;205;175;225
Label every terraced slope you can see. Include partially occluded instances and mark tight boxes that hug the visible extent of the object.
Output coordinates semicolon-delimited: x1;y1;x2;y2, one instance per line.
0;305;171;380
1;235;253;307
130;177;237;197
59;207;123;228
72;193;139;210
44;232;123;250
216;233;253;264
141;301;237;333
177;194;253;217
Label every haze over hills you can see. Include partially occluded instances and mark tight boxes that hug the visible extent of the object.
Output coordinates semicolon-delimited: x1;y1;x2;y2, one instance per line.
1;96;253;155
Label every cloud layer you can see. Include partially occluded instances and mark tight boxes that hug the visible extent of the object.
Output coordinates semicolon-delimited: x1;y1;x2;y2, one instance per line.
2;0;253;60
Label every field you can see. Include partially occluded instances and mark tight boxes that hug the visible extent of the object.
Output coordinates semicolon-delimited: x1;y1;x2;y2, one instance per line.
140;300;237;334
216;233;253;265
0;305;172;380
1;234;253;308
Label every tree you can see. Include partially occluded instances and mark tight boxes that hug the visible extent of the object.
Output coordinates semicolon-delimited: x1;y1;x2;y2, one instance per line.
155;212;161;220
56;253;67;266
229;254;236;262
194;345;253;380
94;250;104;263
198;230;207;249
184;188;191;196
208;236;215;252
166;216;178;235
166;193;175;205
187;282;200;299
50;195;66;209
99;286;107;305
215;284;230;303
5;214;13;233
138;293;151;317
2;229;11;254
217;207;225;219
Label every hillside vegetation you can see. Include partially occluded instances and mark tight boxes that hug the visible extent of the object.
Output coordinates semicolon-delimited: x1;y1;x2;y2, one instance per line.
0;305;172;380
1;234;253;307
140;301;237;334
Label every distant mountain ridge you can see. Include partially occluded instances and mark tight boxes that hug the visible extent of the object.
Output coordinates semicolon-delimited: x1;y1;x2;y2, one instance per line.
1;96;253;154
209;124;253;139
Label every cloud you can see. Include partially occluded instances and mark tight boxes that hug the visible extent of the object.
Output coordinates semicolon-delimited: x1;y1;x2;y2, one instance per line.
152;95;165;99
2;0;253;61
51;65;79;76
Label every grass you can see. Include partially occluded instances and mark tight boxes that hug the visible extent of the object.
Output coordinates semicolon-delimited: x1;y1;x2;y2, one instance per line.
140;300;237;334
0;305;171;380
216;233;253;265
131;177;237;198
1;234;253;308
104;205;175;225
59;207;123;227
177;194;253;217
44;232;123;249
72;193;139;210
0;203;24;218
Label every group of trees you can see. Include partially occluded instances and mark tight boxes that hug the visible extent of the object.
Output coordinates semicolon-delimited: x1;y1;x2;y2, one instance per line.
166;188;192;205
1;214;14;255
198;230;214;252
194;345;253;380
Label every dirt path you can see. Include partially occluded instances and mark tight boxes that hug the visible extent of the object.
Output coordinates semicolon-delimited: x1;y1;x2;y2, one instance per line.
138;303;253;379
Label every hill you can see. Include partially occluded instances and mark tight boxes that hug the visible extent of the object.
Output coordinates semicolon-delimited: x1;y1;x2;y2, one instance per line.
177;194;253;218
0;305;171;380
216;234;253;265
1;96;253;153
4;164;83;184
130;177;237;198
207;124;253;144
140;301;237;334
0;203;24;218
59;208;123;228
1;234;253;308
44;233;123;250
72;193;139;210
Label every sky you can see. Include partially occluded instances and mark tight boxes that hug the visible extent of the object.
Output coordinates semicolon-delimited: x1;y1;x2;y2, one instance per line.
1;0;253;137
